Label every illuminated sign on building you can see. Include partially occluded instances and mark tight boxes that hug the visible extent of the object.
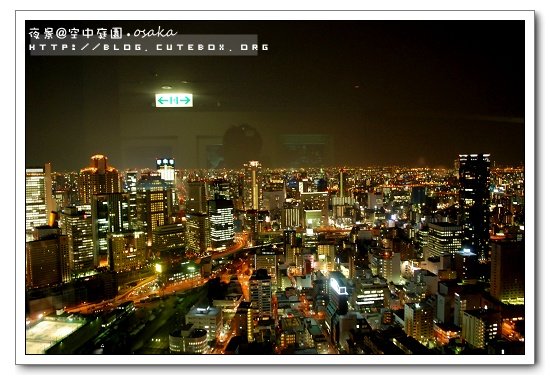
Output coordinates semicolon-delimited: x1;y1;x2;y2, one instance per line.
330;277;348;295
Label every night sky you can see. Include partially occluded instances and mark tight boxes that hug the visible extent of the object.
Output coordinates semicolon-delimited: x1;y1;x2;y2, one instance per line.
25;20;526;171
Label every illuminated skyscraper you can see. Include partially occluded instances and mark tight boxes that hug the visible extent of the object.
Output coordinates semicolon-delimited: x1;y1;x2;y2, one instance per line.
156;158;177;212
254;251;277;287
124;170;139;227
60;206;94;275
325;271;349;342
282;200;302;228
462;309;500;349
458;154;491;261
338;168;348;198
25;166;49;240
78;154;121;205
136;175;171;246
249;269;272;320
209;178;231;201
300;191;329;227
208;199;234;250
244;160;262;210
107;231;147;273
156;158;175;184
186;213;210;253
92;193;130;265
425;222;463;258
404;301;435;342
152;223;186;252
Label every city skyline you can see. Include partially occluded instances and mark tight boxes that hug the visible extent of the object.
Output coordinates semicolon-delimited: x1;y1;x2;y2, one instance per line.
19;12;533;365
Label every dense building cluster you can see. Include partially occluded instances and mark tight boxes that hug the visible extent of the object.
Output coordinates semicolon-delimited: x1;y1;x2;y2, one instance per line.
25;153;525;355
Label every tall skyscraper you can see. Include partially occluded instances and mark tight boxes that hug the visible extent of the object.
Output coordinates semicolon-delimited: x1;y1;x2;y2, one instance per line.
136;175;171;246
186;213;210;253
424;222;463;258
458;154;491;261
338;168;348;198
210;178;232;201
325;271;349;340
60;206;94;275
254;251;277;287
208;199;234;250
78;155;121;205
244;160;262;210
25;166;51;240
156;158;177;212
186;180;209;214
490;238;525;305
92;193;130;264
249;269;272;320
124;170;139;227
404;301;435;342
156;158;175;184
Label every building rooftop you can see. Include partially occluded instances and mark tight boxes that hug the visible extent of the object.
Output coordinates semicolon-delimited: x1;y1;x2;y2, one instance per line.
25;315;87;354
187;306;220;317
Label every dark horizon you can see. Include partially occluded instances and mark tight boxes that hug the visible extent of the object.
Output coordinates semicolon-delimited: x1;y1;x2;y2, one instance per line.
26;20;526;171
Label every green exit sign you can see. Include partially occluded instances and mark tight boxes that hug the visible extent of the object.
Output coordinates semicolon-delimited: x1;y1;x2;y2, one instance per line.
155;93;193;107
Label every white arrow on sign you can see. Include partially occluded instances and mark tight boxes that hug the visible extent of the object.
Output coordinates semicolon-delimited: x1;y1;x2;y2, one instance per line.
155;93;193;108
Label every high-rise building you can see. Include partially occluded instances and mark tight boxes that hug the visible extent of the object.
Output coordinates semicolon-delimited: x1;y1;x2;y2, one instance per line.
338;168;349;198
60;206;94;275
404;301;435;342
458;154;491;261
186;213;210;253
490;239;525;305
107;231;147;273
136;175;171;246
317;243;336;272
25;232;70;289
411;186;427;206
453;285;484;327
186;181;209;214
300;191;329;227
369;248;401;284
325;271;349;341
78;155;121;205
208;199;234;250
124;170;139;227
25;164;54;241
156;158;178;213
327;271;349;316
282;200;302;228
92;193;130;264
152;223;186;253
424;222;463;258
156;158;175;184
249;269;272;320
462;309;500;349
254;251;277;287
243;160;262;211
209;178;231;201
351;274;389;312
